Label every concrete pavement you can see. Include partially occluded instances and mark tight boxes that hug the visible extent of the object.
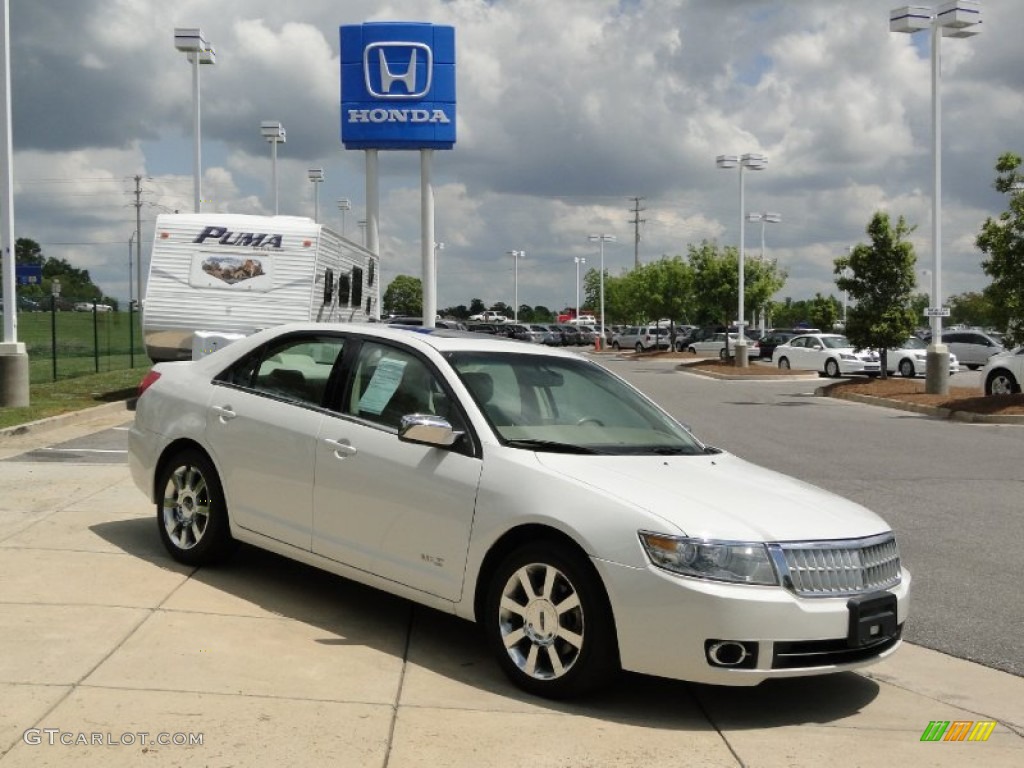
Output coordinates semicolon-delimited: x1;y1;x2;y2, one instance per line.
0;404;1021;767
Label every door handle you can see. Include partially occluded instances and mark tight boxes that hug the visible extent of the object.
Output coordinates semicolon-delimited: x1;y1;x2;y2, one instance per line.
323;437;358;458
211;405;237;422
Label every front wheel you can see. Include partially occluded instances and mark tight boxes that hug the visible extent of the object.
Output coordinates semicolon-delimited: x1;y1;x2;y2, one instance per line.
898;359;916;378
612;341;620;351
777;357;790;370
986;370;1020;396
718;348;728;360
156;448;234;566
484;542;618;699
825;359;841;378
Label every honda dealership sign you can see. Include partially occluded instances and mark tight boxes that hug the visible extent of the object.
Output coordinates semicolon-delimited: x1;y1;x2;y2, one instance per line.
340;22;456;150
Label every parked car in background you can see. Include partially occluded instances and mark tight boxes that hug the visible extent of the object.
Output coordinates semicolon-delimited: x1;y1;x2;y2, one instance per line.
468;310;507;323
555;324;584;346
756;330;804;360
499;323;532;341
612;325;671;352
980;346;1024;395
575;325;598;346
129;321;909;698
467;323;501;335
686;333;759;360
886;336;959;378
941;330;1005;370
543;324;568;346
524;324;558;345
774;334;880;378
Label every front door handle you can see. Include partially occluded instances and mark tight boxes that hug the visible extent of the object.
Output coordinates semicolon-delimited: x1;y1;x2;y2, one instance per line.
323;437;358;458
211;405;237;422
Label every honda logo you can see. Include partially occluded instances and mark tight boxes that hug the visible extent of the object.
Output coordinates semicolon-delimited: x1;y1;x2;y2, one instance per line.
363;42;432;99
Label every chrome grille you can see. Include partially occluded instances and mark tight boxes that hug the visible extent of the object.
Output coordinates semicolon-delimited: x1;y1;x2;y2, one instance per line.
769;534;901;597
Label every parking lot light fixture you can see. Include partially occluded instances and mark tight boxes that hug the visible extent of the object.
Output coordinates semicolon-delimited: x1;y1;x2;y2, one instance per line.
574;256;586;321
507;250;525;322
307;168;324;223
588;235;616;343
337;198;351;236
717;153;768;367
174;28;215;213
260;121;286;215
890;2;981;394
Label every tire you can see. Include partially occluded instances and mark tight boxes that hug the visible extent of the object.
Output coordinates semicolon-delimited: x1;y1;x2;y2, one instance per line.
612;341;620;351
986;370;1020;396
966;364;980;371
687;346;696;355
484;542;618;699
156;448;234;566
778;357;790;370
898;359;916;378
718;348;727;360
635;342;643;353
825;358;841;378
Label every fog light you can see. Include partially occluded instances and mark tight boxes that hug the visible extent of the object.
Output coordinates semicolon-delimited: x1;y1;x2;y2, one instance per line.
705;639;759;669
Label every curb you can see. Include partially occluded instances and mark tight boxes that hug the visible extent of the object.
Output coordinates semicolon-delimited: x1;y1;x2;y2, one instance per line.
817;388;1024;425
676;360;821;381
0;400;132;439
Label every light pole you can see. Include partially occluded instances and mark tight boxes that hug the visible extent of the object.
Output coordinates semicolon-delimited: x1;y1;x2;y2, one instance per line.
260;121;286;215
337;198;351;236
574;256;586;319
890;2;980;394
588;234;616;345
174;28;215;213
507;250;525;322
746;212;780;334
434;241;445;296
307;168;324;223
717;153;767;367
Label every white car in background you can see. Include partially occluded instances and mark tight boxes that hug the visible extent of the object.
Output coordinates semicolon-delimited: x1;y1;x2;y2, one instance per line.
980;346;1024;395
128;323;908;699
887;337;960;378
774;334;880;378
686;333;759;360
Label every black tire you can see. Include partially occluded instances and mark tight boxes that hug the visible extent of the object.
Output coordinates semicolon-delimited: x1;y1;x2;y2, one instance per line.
156;448;234;566
718;348;727;360
898;359;916;378
986;370;1020;396
687;346;697;355
484;542;618;699
825;358;841;378
634;342;643;353
612;341;620;351
778;357;790;370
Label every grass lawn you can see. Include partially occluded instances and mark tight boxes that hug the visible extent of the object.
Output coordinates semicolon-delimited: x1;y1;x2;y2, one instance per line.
0;368;144;430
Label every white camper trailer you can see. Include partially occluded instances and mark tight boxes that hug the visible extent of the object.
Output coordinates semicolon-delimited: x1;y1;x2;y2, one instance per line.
143;213;377;361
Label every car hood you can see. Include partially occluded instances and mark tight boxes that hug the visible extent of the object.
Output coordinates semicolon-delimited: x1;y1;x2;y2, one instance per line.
535;451;888;542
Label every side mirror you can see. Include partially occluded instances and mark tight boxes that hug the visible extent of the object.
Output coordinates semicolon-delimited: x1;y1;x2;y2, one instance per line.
398;414;463;447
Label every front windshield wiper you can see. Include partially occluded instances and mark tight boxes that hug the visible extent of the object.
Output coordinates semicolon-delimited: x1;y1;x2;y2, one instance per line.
502;438;606;454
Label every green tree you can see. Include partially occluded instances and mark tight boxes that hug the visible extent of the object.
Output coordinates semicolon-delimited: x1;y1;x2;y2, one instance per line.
947;291;995;328
468;298;486;315
808;293;841;332
976;152;1024;346
835;212;918;378
383;275;423;316
628;256;694;346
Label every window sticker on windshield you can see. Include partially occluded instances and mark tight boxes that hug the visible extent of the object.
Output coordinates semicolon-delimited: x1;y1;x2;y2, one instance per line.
358;357;407;415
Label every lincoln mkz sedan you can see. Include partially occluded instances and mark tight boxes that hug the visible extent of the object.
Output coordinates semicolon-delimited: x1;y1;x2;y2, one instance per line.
129;323;910;698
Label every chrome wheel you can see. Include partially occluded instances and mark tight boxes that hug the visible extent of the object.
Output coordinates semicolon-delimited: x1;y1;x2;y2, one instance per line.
899;359;915;378
156;449;234;565
498;562;584;681
162;463;212;550
825;359;840;378
987;371;1020;396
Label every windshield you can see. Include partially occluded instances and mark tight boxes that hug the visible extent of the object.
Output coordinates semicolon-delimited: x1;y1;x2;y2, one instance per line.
902;337;926;350
448;352;705;455
821;335;852;349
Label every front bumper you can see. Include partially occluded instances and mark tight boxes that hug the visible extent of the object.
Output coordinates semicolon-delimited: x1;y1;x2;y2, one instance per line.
840;359;880;375
595;558;910;686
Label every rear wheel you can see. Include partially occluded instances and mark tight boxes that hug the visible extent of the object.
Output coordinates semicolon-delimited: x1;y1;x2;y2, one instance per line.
986;370;1020;396
718;348;727;360
484;542;618;699
687;346;697;355
825;359;841;378
156;448;234;566
611;341;620;351
898;359;916;378
635;342;644;353
778;357;790;370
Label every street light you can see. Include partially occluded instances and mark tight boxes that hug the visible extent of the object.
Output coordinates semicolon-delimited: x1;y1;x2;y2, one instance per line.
717;152;768;367
307;168;324;223
574;256;586;319
260;120;286;215
337;198;351;236
507;250;525;322
890;2;981;394
747;212;780;334
174;28;215;213
588;234;616;344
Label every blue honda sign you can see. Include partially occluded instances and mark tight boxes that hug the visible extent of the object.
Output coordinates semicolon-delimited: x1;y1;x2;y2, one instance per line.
340;22;456;150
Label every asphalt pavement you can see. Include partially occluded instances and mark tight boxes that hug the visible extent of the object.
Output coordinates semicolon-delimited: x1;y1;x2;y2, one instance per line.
0;379;1022;767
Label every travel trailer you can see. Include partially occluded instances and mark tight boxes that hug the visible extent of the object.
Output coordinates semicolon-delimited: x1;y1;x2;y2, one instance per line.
143;213;377;361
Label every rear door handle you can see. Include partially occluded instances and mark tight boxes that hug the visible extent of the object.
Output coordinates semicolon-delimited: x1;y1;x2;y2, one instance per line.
323;437;358;458
211;405;237;422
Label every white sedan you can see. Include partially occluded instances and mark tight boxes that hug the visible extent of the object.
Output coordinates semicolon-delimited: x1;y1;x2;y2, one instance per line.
774;333;881;377
887;336;960;378
980;346;1024;395
687;333;760;360
129;323;908;698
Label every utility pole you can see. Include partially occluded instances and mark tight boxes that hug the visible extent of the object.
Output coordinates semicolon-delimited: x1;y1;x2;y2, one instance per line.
134;175;143;308
628;196;646;268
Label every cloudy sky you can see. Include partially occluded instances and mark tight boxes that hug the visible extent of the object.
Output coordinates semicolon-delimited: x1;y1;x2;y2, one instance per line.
5;0;1022;316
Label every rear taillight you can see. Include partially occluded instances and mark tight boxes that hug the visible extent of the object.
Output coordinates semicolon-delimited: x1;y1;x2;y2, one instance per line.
137;369;162;398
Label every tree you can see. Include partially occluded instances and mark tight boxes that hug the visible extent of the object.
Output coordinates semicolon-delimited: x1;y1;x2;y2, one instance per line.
628;256;694;345
807;293;841;332
976;152;1024;346
382;275;423;316
468;298;486;315
947;291;995;328
835;212;918;378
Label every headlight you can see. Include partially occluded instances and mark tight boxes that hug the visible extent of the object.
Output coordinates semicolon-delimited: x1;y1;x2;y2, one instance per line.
840;353;857;360
638;532;778;585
